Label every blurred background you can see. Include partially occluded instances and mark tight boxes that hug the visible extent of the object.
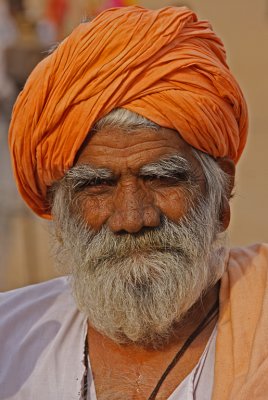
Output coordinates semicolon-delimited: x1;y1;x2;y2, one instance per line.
0;0;267;291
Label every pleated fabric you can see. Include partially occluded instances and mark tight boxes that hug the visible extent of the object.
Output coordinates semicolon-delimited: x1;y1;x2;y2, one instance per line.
9;6;248;218
213;244;268;399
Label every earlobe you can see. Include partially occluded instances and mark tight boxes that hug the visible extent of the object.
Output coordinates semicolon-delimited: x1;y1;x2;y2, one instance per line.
216;158;235;231
219;198;231;231
216;157;235;200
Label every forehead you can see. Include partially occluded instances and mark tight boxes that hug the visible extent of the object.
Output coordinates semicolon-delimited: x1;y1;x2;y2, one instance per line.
76;127;198;172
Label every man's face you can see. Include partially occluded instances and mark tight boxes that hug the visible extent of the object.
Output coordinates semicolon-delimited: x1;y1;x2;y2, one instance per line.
74;126;205;231
52;126;227;347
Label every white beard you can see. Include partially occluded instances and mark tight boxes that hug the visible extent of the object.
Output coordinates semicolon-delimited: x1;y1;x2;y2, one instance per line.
53;194;228;348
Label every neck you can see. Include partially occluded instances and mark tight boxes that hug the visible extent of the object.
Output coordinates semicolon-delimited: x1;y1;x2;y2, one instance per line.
86;283;220;400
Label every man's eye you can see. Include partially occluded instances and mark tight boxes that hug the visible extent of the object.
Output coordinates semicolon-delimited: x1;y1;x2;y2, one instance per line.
88;178;112;186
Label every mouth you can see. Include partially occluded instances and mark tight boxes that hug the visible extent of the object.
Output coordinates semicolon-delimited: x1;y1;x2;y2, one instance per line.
96;247;185;262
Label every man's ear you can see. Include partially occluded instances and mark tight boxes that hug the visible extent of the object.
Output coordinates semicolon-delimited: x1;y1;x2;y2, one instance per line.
216;158;235;231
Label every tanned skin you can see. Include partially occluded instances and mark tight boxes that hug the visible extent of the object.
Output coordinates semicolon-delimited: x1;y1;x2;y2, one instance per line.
75;127;235;399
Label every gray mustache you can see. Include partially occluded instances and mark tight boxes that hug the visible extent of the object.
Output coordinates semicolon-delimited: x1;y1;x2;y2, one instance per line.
80;218;196;262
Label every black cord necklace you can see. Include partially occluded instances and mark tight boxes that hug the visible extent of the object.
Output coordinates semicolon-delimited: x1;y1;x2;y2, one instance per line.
147;300;218;400
83;300;218;400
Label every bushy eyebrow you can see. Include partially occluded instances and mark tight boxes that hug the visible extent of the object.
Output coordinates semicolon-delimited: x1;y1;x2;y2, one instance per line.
139;154;193;180
65;164;114;190
64;154;197;191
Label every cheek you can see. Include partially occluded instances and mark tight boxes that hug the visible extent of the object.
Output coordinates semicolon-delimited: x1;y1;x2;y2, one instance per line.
75;193;112;230
155;188;191;223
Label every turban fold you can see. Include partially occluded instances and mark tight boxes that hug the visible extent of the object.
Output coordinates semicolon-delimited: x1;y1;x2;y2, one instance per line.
9;6;248;219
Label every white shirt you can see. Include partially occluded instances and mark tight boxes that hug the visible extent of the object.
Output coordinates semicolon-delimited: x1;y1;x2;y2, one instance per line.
0;277;215;399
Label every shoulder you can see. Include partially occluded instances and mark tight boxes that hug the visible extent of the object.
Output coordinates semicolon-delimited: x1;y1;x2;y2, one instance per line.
0;278;87;398
229;243;268;265
0;276;71;316
1;275;70;297
228;243;268;274
226;243;268;291
0;277;79;353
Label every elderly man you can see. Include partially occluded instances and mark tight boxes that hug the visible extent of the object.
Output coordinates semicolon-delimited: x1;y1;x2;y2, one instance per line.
1;6;268;400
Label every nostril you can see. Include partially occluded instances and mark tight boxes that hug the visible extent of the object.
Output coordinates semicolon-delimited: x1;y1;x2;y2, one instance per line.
114;229;131;236
115;226;157;237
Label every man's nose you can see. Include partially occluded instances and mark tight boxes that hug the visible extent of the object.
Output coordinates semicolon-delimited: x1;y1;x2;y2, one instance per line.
107;179;161;234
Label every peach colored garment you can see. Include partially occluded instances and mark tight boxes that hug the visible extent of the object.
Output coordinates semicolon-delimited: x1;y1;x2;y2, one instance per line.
213;243;268;399
9;6;248;218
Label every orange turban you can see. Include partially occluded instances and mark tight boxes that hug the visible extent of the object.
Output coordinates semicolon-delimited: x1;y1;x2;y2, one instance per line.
9;6;248;219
